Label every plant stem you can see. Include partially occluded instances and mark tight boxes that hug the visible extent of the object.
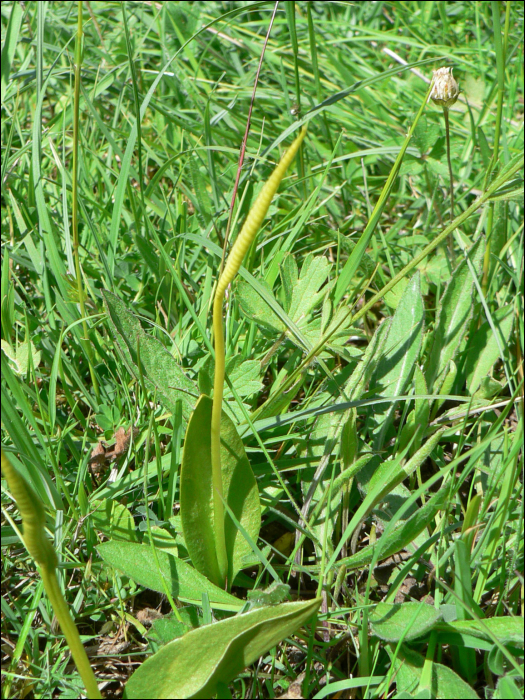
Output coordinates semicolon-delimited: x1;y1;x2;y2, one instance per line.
259;151;523;411
41;567;102;699
481;0;509;294
211;293;230;587
443;106;456;261
1;451;101;699
72;1;99;399
211;126;307;588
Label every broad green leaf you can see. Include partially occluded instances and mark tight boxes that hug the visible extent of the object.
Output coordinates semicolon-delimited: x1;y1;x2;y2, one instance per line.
464;305;514;395
237;253;332;348
147;607;202;652
224;357;263;398
369;272;424;449
384;276;409;309
180;395;261;589
337;487;448;571
0;339;41;375
246;582;291;609
425;237;485;392
102;290;198;422
494;676;523;699
474;376;504;399
281;252;331;323
438;617;524;647
371;602;442;641
389;644;479;698
198;356;264;414
237;278;284;334
124;598;321;699
97;541;241;611
90;499;137;542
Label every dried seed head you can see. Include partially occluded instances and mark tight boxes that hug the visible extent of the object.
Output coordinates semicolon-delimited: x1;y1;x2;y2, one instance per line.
431;67;459;109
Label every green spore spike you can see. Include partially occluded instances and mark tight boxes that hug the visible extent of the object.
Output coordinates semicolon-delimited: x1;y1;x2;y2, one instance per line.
211;125;307;586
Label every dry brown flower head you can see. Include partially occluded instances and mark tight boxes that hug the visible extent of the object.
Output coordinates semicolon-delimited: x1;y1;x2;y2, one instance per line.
431;67;459;109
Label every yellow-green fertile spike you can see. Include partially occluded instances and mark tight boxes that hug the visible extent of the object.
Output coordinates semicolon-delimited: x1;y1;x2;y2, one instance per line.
211;125;307;586
1;451;57;569
1;450;101;698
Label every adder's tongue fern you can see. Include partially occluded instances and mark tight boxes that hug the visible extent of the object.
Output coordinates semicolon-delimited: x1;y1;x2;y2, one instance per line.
211;125;307;586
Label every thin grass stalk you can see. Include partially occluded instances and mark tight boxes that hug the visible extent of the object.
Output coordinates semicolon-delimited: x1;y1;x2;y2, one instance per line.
72;1;99;398
138;387;184;624
430;67;459;260
261;151;523;412
220;1;279;277
443;106;456;261
285;1;306;196
482;0;509;293
333;80;435;304
473;428;521;603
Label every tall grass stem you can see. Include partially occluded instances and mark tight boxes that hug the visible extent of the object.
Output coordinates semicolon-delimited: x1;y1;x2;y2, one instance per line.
72;1;99;399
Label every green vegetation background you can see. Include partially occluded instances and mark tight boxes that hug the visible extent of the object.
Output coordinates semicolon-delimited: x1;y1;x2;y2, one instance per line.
1;2;523;698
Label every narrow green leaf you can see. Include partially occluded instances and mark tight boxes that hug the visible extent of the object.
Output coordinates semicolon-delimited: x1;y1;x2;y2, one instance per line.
335;487;448;572
124;598;321;699
465;305;514;395
369;272;424;449
334;82;434;304
190;154;212;225
102;290;198;421
425;237;485;392
180;395;261;589
327;426;446;571
344;317;392;400
438;617;524;647
0;1;23;103
97;541;241;611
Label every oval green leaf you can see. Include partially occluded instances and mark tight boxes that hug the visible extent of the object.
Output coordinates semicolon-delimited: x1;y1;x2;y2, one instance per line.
180;395;261;589
124;598;321;699
389;644;479;698
97;541;240;611
371;601;442;642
